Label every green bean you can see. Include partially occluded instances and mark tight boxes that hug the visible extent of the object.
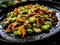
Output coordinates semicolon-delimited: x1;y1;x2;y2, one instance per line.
33;28;42;33
27;24;31;29
11;13;16;18
13;31;19;35
7;13;11;18
29;8;36;11
24;20;29;24
24;5;28;9
17;30;21;35
7;12;16;18
3;24;6;27
22;10;28;14
41;25;50;31
14;22;21;26
13;30;21;35
10;18;16;22
27;29;33;34
52;16;56;20
41;6;47;11
34;3;40;7
29;17;36;23
44;21;52;26
46;18;52;21
44;14;48;18
40;16;45;18
33;23;36;28
46;25;50;28
3;21;9;27
17;23;21;26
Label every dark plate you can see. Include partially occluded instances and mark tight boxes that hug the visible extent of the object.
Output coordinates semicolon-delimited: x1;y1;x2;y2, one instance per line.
0;1;60;43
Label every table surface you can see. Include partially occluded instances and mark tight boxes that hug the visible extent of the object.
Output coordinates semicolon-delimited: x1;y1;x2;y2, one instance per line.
0;0;60;45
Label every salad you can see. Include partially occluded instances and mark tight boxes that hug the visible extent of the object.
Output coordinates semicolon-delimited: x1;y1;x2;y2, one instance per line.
3;3;58;38
0;0;19;10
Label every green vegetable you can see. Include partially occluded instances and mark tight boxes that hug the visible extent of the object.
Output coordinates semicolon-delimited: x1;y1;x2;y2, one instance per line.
7;13;10;18
12;1;18;5
40;16;45;18
0;0;15;10
22;10;28;14
17;30;21;35
24;20;29;24
8;2;13;6
46;25;50;28
17;23;21;26
1;5;7;8
44;14;48;18
7;12;16;18
46;18;52;21
11;13;16;18
20;8;24;11
35;3;40;7
14;22;21;26
52;16;56;20
24;5;28;9
41;25;50;31
3;24;6;26
13;31;19;35
29;17;36;23
10;18;16;22
33;28;42;33
33;23;36;28
27;24;31;29
1;0;9;5
44;21;52;26
29;8;36;11
13;30;21;35
27;29;33;34
41;7;47;11
3;21;9;27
